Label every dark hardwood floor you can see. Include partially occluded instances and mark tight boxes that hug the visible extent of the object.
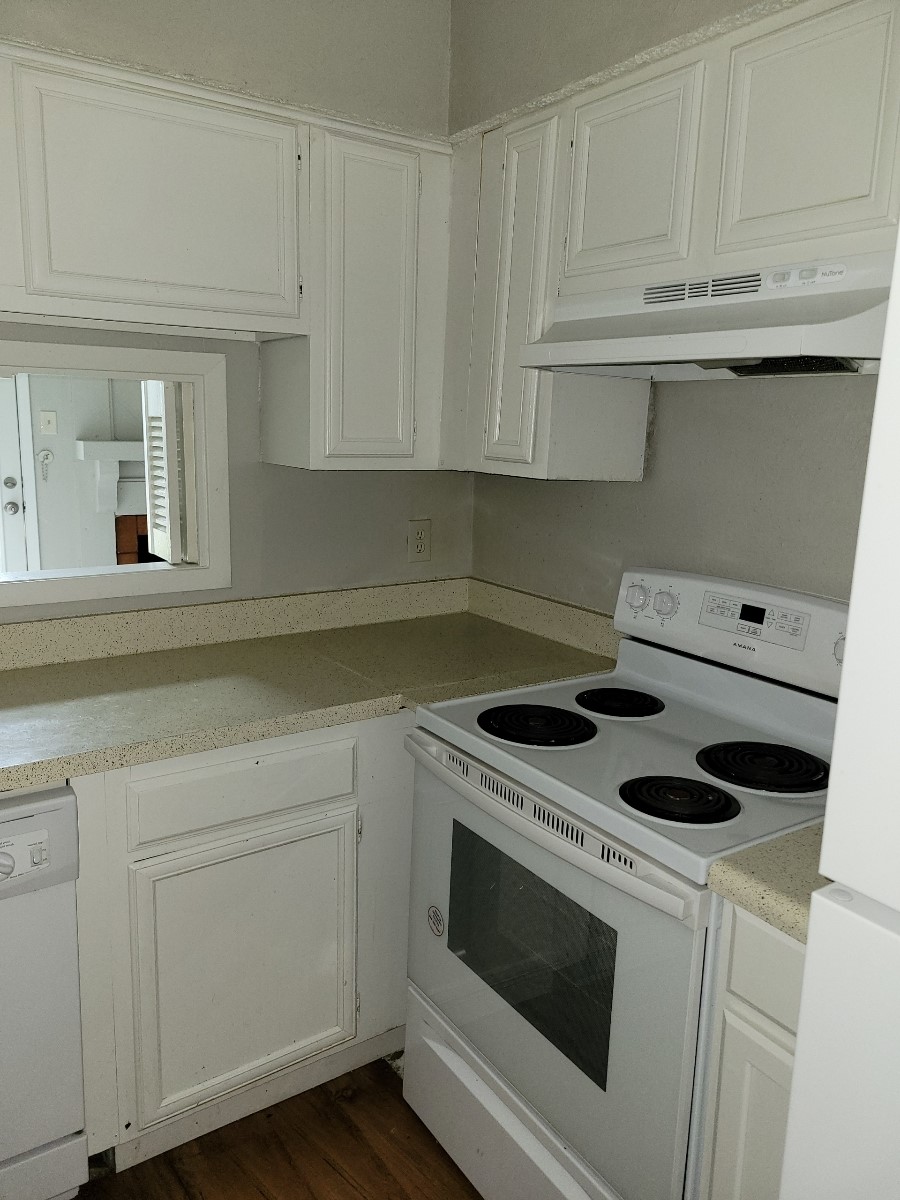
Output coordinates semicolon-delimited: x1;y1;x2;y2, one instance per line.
82;1061;483;1199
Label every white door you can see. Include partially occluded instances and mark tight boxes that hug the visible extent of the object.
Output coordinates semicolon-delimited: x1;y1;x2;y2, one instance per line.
716;0;900;253
128;804;358;1128
561;62;704;284
467;114;559;472
14;65;301;320
0;376;28;571
778;60;900;1193
709;1010;794;1200
313;129;420;463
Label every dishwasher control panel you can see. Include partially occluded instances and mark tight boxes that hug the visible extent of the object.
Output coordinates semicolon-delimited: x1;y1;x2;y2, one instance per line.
0;828;50;881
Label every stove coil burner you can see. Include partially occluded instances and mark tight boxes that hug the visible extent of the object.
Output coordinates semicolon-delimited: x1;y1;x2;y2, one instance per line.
476;704;597;747
619;777;742;824
575;687;665;718
696;742;829;794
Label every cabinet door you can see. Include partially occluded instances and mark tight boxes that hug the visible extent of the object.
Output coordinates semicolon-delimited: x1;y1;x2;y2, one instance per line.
563;63;704;281
129;805;357;1127
318;131;420;461
709;1008;794;1200
14;65;301;318
469;115;558;471
717;0;900;251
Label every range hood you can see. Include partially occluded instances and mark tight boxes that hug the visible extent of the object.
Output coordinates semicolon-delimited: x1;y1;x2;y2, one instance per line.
520;252;892;380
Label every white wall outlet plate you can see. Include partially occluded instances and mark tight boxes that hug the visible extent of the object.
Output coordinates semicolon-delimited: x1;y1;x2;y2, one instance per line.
39;410;58;435
407;518;432;563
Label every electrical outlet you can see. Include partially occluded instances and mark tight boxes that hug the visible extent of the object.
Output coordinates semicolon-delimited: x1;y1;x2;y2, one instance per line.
407;518;432;563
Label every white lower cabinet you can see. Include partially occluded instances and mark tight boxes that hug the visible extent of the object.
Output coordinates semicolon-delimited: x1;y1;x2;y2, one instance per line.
74;712;414;1164
701;903;806;1200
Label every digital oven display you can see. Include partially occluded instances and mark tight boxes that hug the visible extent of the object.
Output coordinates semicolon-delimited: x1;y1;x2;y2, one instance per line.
739;602;766;626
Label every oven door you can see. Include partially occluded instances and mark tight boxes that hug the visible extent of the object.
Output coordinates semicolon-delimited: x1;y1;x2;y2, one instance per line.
405;731;710;1200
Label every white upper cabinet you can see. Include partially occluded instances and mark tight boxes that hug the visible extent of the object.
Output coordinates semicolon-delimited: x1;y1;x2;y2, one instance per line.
260;128;450;470
716;0;900;253
547;0;900;305
465;113;650;481
318;131;421;461
1;58;305;334
562;63;704;284
470;114;559;470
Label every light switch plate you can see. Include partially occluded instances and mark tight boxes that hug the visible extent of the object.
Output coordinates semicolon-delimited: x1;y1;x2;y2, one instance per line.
39;411;58;435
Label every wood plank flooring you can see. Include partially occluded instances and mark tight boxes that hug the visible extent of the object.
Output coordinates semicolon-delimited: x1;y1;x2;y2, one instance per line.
82;1061;483;1200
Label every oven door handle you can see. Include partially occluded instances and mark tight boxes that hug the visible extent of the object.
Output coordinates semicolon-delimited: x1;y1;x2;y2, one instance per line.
406;730;706;927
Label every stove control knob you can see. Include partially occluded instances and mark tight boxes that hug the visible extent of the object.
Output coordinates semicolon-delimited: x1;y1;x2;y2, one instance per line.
653;590;678;618
833;633;845;666
0;851;14;879
625;583;650;611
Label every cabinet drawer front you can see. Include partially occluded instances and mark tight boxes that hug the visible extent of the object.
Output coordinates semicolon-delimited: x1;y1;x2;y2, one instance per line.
130;806;358;1126
717;0;900;250
564;62;703;278
126;738;356;850
728;907;805;1033
15;66;300;316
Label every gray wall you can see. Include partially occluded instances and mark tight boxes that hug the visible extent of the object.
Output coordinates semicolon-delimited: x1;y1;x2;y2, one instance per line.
473;376;876;613
449;0;802;132
0;324;473;623
0;0;450;138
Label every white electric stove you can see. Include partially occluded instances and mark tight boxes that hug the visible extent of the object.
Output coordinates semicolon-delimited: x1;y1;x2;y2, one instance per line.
403;569;846;1200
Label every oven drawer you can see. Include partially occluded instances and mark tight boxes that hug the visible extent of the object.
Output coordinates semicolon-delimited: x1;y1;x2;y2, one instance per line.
404;985;608;1200
727;907;805;1034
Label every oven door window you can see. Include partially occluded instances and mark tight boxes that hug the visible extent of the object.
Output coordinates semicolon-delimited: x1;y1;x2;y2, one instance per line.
448;819;617;1090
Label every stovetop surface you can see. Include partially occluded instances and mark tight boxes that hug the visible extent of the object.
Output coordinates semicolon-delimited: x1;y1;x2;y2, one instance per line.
416;640;834;883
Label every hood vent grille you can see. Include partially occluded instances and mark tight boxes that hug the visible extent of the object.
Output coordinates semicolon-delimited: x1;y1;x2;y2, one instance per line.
644;271;763;305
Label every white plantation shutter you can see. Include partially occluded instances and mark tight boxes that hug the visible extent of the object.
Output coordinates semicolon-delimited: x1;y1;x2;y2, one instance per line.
141;380;183;564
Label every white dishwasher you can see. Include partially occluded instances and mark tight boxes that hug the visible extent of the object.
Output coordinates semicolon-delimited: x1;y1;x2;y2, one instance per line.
0;787;89;1200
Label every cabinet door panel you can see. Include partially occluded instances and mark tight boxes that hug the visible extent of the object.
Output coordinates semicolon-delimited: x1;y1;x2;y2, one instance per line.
323;133;419;459
710;1009;793;1200
477;116;558;467
130;806;357;1127
15;66;300;316
564;63;703;278
717;0;900;250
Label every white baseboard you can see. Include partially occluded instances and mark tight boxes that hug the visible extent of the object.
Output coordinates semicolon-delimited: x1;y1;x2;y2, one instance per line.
113;1026;404;1170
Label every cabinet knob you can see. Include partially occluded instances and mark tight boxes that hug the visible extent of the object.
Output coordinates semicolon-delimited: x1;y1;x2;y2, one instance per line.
3;501;19;515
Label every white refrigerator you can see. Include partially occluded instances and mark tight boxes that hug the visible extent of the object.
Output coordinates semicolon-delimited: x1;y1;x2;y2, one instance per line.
779;241;900;1199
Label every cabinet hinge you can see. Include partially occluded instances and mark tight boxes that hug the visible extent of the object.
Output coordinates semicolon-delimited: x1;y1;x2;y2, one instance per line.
297;146;303;168
357;814;363;842
298;275;303;299
418;170;423;197
356;992;361;1017
412;419;417;444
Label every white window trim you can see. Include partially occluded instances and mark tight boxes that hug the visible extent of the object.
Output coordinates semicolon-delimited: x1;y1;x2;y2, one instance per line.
0;341;230;607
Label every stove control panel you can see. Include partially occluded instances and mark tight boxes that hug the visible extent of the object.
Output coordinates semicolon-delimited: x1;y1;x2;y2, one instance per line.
614;568;847;697
698;590;809;650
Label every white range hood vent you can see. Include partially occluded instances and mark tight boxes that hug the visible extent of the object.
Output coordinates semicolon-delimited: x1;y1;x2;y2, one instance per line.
521;252;892;380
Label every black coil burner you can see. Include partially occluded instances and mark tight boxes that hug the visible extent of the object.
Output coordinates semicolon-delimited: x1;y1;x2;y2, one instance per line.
697;742;829;794
619;777;742;824
575;687;665;718
476;704;597;747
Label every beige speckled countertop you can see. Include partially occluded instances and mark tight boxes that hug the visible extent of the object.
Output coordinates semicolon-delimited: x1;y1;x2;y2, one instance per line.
707;823;830;942
0;612;612;790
